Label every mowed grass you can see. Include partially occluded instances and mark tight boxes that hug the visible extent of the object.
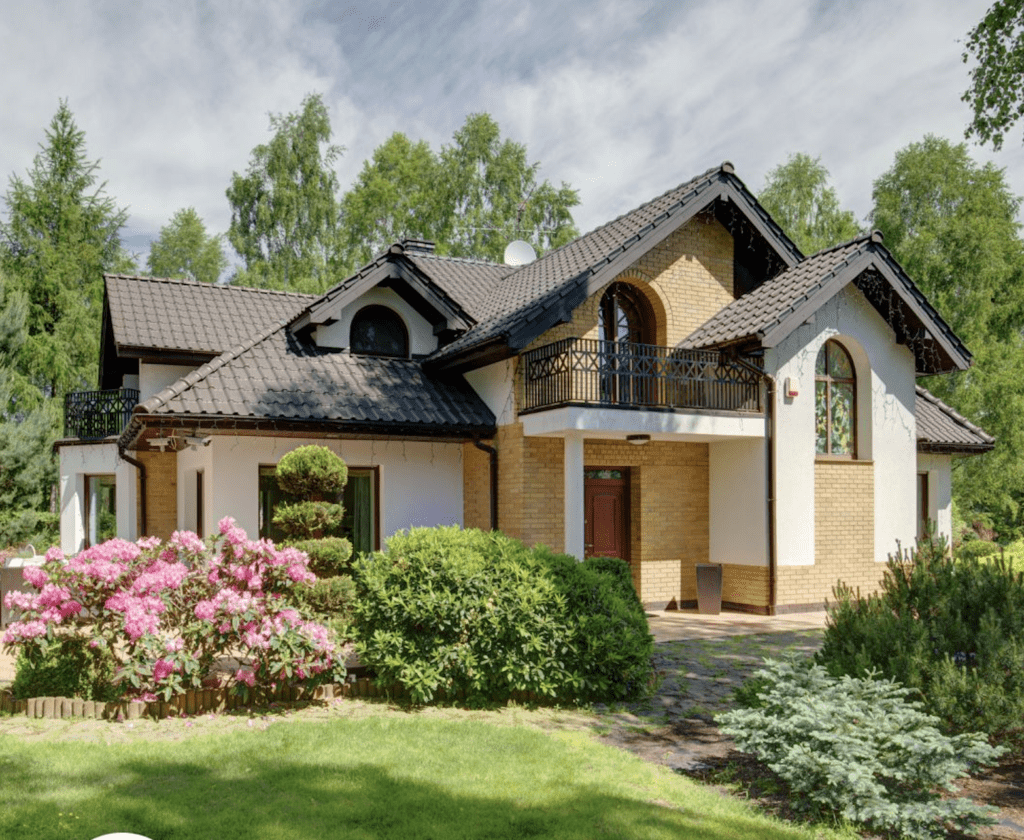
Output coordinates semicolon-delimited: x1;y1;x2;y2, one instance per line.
0;714;847;840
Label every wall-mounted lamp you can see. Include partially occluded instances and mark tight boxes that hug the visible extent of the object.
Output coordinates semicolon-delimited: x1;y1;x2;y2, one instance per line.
626;434;651;446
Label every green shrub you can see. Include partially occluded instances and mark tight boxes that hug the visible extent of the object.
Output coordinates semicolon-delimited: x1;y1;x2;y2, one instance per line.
292;574;357;622
955;539;1001;561
274;445;348;500
719;657;1003;840
290;537;354;577
11;637;118;701
818;534;1024;751
352;527;653;705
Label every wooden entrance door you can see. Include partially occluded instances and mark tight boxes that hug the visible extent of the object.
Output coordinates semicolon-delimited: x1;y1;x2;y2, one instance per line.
584;469;629;562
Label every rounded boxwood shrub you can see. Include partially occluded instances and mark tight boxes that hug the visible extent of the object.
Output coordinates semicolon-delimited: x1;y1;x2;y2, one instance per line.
818;534;1024;752
352;527;653;705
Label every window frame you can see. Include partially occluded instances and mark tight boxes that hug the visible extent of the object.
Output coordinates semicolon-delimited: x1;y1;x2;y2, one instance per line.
84;473;117;548
258;463;379;554
349;305;410;358
814;339;857;460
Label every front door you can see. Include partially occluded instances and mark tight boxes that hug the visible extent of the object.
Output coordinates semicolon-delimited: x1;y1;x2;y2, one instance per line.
584;468;629;562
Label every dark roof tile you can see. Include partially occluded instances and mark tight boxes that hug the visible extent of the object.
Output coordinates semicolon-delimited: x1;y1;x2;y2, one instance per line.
916;386;994;453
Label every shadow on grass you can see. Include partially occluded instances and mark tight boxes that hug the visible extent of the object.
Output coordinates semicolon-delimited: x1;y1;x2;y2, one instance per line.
0;720;820;840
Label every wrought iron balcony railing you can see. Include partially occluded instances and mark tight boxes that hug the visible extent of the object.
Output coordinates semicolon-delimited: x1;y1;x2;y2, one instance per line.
64;388;139;440
522;338;763;414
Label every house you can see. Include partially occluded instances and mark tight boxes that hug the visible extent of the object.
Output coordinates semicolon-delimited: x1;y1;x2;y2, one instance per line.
55;163;993;613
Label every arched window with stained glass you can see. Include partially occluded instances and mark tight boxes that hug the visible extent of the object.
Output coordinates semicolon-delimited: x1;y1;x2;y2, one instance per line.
815;339;856;457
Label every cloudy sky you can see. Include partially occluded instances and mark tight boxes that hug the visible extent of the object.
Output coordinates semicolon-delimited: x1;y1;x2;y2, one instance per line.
1;0;1019;269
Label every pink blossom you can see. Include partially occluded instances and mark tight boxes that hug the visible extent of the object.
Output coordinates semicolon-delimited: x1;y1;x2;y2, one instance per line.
152;659;175;681
169;530;205;554
165;636;184;652
2;620;47;643
44;546;64;563
236;668;256;687
22;566;48;588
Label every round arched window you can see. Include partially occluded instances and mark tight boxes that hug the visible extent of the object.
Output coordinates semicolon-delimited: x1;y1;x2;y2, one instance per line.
815;339;856;457
350;305;409;357
598;283;652;346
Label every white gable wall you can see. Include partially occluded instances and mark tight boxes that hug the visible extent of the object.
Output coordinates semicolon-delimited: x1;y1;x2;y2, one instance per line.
917;452;953;542
179;435;464;544
58;442;138;554
314;287;437;356
767;284;917;567
140;363;197;402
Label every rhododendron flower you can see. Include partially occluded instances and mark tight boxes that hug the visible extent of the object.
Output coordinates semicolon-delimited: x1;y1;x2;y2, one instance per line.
165;636;184;652
236;668;256;687
194;600;216;621
152;659;175;681
44;546;64;563
22;566;49;588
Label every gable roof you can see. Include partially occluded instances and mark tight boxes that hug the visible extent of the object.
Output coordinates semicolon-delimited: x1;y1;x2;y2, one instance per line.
916;386;995;454
103;274;315;358
121;319;495;447
682;232;971;375
426;163;803;372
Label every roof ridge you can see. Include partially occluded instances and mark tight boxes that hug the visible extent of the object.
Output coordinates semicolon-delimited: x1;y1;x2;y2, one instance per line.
799;232;874;261
104;273;318;300
137;318;290;414
500;163;725;284
410;252;505;268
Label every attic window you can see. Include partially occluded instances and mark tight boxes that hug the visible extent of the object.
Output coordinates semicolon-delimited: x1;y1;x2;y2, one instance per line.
350;305;409;358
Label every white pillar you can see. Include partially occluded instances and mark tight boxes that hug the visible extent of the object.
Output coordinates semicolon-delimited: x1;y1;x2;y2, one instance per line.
564;433;585;560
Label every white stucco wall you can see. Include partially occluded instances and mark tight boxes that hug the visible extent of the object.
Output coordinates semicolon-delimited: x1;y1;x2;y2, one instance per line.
178;435;464;544
708;438;767;565
314;287;436;357
917;452;953;542
58;442;138;554
463;359;517;426
140;363;197;402
766;285;917;567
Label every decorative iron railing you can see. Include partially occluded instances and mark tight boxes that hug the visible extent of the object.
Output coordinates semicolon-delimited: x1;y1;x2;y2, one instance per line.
522;339;762;414
64;389;139;440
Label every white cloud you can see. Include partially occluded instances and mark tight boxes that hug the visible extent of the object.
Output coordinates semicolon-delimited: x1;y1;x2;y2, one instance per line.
1;0;1019;268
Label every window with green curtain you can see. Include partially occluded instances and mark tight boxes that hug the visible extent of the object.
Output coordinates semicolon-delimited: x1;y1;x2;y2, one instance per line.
342;469;375;557
259;464;376;553
814;339;856;457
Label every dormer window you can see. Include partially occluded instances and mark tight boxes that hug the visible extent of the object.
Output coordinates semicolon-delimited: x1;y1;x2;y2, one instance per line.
350;305;409;357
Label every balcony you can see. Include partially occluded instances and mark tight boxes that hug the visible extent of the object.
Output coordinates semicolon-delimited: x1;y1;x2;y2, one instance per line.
521;339;763;415
64;388;139;440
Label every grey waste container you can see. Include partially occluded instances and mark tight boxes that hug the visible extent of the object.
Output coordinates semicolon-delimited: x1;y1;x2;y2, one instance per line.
696;563;723;615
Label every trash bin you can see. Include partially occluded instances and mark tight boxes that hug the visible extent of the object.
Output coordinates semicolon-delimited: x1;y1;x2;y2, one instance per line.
696;563;723;615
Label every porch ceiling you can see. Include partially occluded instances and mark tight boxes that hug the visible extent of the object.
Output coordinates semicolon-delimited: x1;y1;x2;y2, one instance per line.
520;405;765;442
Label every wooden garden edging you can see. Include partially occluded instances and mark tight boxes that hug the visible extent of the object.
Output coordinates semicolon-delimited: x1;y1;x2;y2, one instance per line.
0;676;392;721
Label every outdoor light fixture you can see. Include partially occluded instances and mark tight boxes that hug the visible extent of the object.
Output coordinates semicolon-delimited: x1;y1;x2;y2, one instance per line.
626;434;651;446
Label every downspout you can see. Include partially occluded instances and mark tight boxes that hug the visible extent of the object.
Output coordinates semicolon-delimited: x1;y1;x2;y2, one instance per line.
732;354;777;616
472;439;499;531
118;447;147;538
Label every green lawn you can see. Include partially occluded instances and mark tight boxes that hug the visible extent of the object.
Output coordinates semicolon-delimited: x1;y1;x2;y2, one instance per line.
0;713;850;840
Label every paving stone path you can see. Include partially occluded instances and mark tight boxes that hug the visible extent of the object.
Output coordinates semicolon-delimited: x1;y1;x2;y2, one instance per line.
592;630;826;772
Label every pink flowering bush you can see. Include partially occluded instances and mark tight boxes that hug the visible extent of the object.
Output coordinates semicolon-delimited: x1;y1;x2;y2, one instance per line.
2;518;346;704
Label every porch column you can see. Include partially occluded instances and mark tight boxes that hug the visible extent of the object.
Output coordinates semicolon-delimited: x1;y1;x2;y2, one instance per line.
564;432;585;560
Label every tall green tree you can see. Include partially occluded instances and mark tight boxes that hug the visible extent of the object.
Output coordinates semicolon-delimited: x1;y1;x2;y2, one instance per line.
962;0;1024;149
339;133;440;268
0;100;129;398
147;207;227;283
871;135;1024;535
227;93;344;292
0;269;60;547
339;113;579;269
758;153;860;255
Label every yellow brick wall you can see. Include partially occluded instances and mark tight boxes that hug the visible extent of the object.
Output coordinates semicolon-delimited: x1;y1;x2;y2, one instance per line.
138;450;177;541
516;211;734;416
722;564;770;610
462;441;493;531
776;460;879;609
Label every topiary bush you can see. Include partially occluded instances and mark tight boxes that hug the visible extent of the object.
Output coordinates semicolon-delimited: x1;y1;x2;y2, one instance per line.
817;533;1024;752
352;527;653;705
719;656;1003;840
290;537;354;577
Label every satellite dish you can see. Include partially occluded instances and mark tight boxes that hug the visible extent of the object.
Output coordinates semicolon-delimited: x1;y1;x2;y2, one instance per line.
503;239;537;266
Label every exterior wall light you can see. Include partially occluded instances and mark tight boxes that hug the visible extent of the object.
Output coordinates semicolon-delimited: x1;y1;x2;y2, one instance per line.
626;434;651;445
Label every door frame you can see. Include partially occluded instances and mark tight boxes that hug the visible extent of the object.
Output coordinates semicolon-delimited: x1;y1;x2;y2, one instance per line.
583;466;631;563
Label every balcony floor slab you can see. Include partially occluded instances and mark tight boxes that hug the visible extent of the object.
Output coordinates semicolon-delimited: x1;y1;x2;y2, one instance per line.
520;406;765;442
